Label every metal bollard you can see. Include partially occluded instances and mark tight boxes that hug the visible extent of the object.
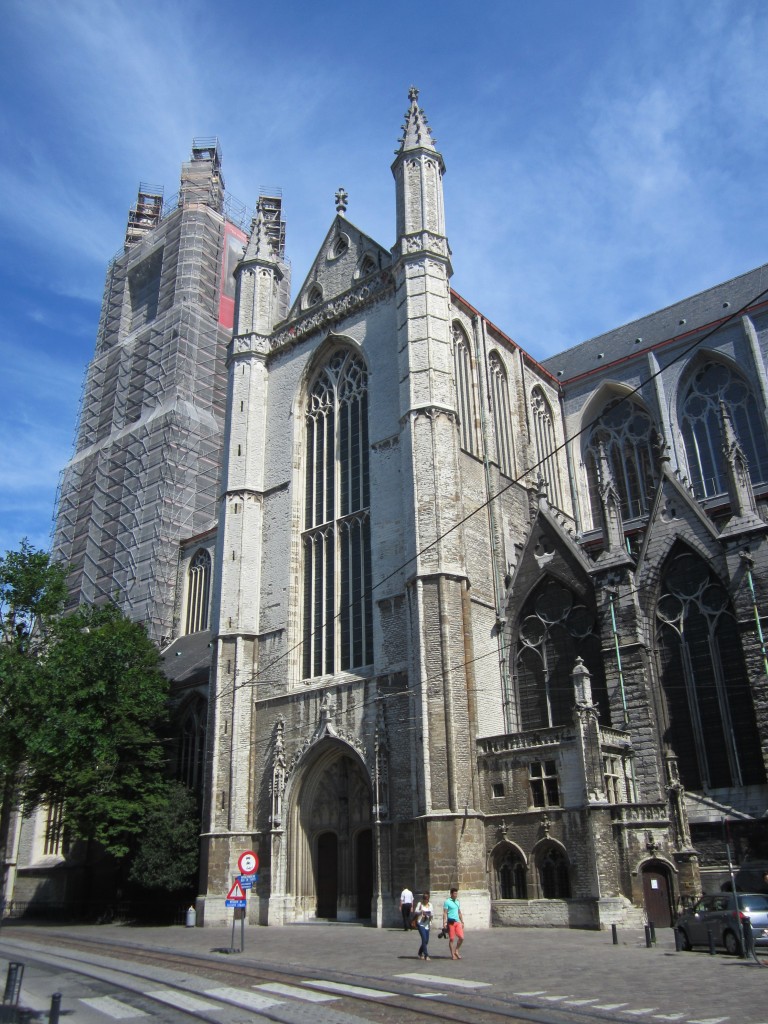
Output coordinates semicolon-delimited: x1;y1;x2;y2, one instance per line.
3;963;23;1005
674;928;683;951
649;921;656;944
708;927;716;955
644;924;652;948
611;923;618;945
49;993;62;1024
742;917;754;959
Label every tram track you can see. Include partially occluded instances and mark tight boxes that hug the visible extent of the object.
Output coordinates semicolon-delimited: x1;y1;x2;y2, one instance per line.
0;929;584;1024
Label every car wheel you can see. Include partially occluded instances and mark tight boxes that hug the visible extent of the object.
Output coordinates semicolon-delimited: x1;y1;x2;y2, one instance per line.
677;928;692;951
723;929;742;956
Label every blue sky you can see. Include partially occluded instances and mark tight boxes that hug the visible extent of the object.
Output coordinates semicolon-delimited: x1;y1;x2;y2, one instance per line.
1;0;767;557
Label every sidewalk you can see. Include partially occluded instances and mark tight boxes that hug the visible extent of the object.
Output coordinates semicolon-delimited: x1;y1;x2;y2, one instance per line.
0;919;765;1022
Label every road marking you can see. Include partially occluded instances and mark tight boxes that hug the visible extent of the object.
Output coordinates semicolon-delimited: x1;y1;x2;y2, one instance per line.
415;992;448;998
514;990;548;996
79;996;147;1019
256;982;338;1002
303;980;394;998
623;1011;658;1017
593;1003;629;1011
564;999;599;1006
651;1015;687;1021
687;1019;730;1024
145;990;219;1013
203;985;284;1010
541;994;571;1002
397;972;491;989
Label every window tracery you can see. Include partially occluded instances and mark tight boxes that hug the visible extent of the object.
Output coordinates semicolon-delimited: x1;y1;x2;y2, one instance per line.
585;397;658;522
514;578;609;730
680;360;768;498
303;349;372;678
530;387;562;507
489;352;514;477
452;324;479;456
656;547;765;789
185;548;211;634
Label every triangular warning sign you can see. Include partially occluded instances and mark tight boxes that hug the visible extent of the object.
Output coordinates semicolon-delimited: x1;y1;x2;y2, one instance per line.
227;880;246;900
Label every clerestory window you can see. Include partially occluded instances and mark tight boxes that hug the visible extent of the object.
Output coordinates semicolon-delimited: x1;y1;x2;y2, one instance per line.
681;360;768;498
585;397;658;523
530;387;563;508
185;549;211;634
303;350;372;678
489;352;515;477
453;323;479;456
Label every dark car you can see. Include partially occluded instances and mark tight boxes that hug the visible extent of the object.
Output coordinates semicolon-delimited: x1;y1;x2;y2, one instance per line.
676;893;768;955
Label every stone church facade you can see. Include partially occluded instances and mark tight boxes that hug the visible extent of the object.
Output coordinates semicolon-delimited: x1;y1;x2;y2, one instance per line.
16;89;768;929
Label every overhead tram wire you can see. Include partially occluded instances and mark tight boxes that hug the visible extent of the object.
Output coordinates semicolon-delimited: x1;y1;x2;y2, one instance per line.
215;279;768;708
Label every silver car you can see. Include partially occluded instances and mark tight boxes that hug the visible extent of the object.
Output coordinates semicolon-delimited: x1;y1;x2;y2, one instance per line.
676;893;768;955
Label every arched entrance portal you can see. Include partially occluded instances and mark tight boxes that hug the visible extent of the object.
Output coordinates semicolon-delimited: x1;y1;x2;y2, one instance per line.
288;742;373;921
641;861;673;928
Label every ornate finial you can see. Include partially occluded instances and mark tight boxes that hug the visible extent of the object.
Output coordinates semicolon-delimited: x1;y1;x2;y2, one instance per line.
408;85;419;103
335;187;348;215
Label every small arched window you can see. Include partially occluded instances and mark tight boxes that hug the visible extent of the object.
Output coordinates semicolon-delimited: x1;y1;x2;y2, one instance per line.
530;387;563;508
306;284;323;309
186;549;211;634
489;352;514;477
585;396;658;523
453;324;479;456
680;360;768;498
358;253;377;277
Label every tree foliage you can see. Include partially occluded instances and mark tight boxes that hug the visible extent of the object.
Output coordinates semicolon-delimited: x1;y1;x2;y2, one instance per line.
127;780;200;892
0;541;172;862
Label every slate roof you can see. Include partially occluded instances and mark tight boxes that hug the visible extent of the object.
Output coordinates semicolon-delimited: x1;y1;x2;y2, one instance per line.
542;263;768;384
161;630;212;687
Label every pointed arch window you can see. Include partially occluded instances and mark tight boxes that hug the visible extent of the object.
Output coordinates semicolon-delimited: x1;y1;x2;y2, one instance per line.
489;352;514;477
530;387;563;508
681;360;768;498
538;845;571;898
177;698;207;796
303;349;372;678
453;324;479;456
656;548;765;789
185;548;211;634
496;848;528;899
514;577;609;731
585;397;659;523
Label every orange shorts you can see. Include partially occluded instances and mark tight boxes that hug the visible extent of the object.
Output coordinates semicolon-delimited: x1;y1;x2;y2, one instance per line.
448;920;464;941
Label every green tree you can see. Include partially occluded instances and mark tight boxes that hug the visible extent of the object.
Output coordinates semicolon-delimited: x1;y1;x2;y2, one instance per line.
127;780;200;893
0;540;68;902
0;542;174;907
22;601;170;858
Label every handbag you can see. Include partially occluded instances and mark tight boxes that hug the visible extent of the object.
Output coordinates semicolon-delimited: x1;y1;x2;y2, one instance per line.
410;911;419;929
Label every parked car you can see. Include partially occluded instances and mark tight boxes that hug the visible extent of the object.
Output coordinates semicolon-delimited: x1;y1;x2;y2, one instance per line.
676;893;768;955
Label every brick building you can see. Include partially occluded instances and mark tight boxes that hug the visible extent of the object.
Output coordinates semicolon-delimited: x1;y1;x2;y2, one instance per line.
13;90;768;928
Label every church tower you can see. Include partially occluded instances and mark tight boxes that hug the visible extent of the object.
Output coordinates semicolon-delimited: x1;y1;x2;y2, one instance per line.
391;88;488;915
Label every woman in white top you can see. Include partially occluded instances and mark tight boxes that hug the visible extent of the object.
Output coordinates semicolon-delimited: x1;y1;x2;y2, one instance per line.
414;891;434;960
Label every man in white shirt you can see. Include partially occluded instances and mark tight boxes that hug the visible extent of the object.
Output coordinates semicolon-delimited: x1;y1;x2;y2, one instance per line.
399;886;414;931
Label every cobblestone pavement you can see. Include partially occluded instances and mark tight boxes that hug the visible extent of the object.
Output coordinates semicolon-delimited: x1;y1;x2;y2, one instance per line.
0;920;765;1024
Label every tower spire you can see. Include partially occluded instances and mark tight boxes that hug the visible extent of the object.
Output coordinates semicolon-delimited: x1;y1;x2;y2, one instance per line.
397;85;438;154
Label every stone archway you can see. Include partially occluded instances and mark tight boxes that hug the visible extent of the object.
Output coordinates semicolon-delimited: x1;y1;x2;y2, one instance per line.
286;741;373;921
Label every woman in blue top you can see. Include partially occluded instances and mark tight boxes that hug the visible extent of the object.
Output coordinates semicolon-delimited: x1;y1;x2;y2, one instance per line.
442;887;464;959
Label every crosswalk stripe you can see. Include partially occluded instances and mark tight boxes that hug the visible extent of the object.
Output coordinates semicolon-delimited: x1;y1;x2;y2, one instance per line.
79;996;147;1019
396;972;491;989
145;989;219;1013
256;982;338;1002
203;985;284;1010
303;980;394;998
